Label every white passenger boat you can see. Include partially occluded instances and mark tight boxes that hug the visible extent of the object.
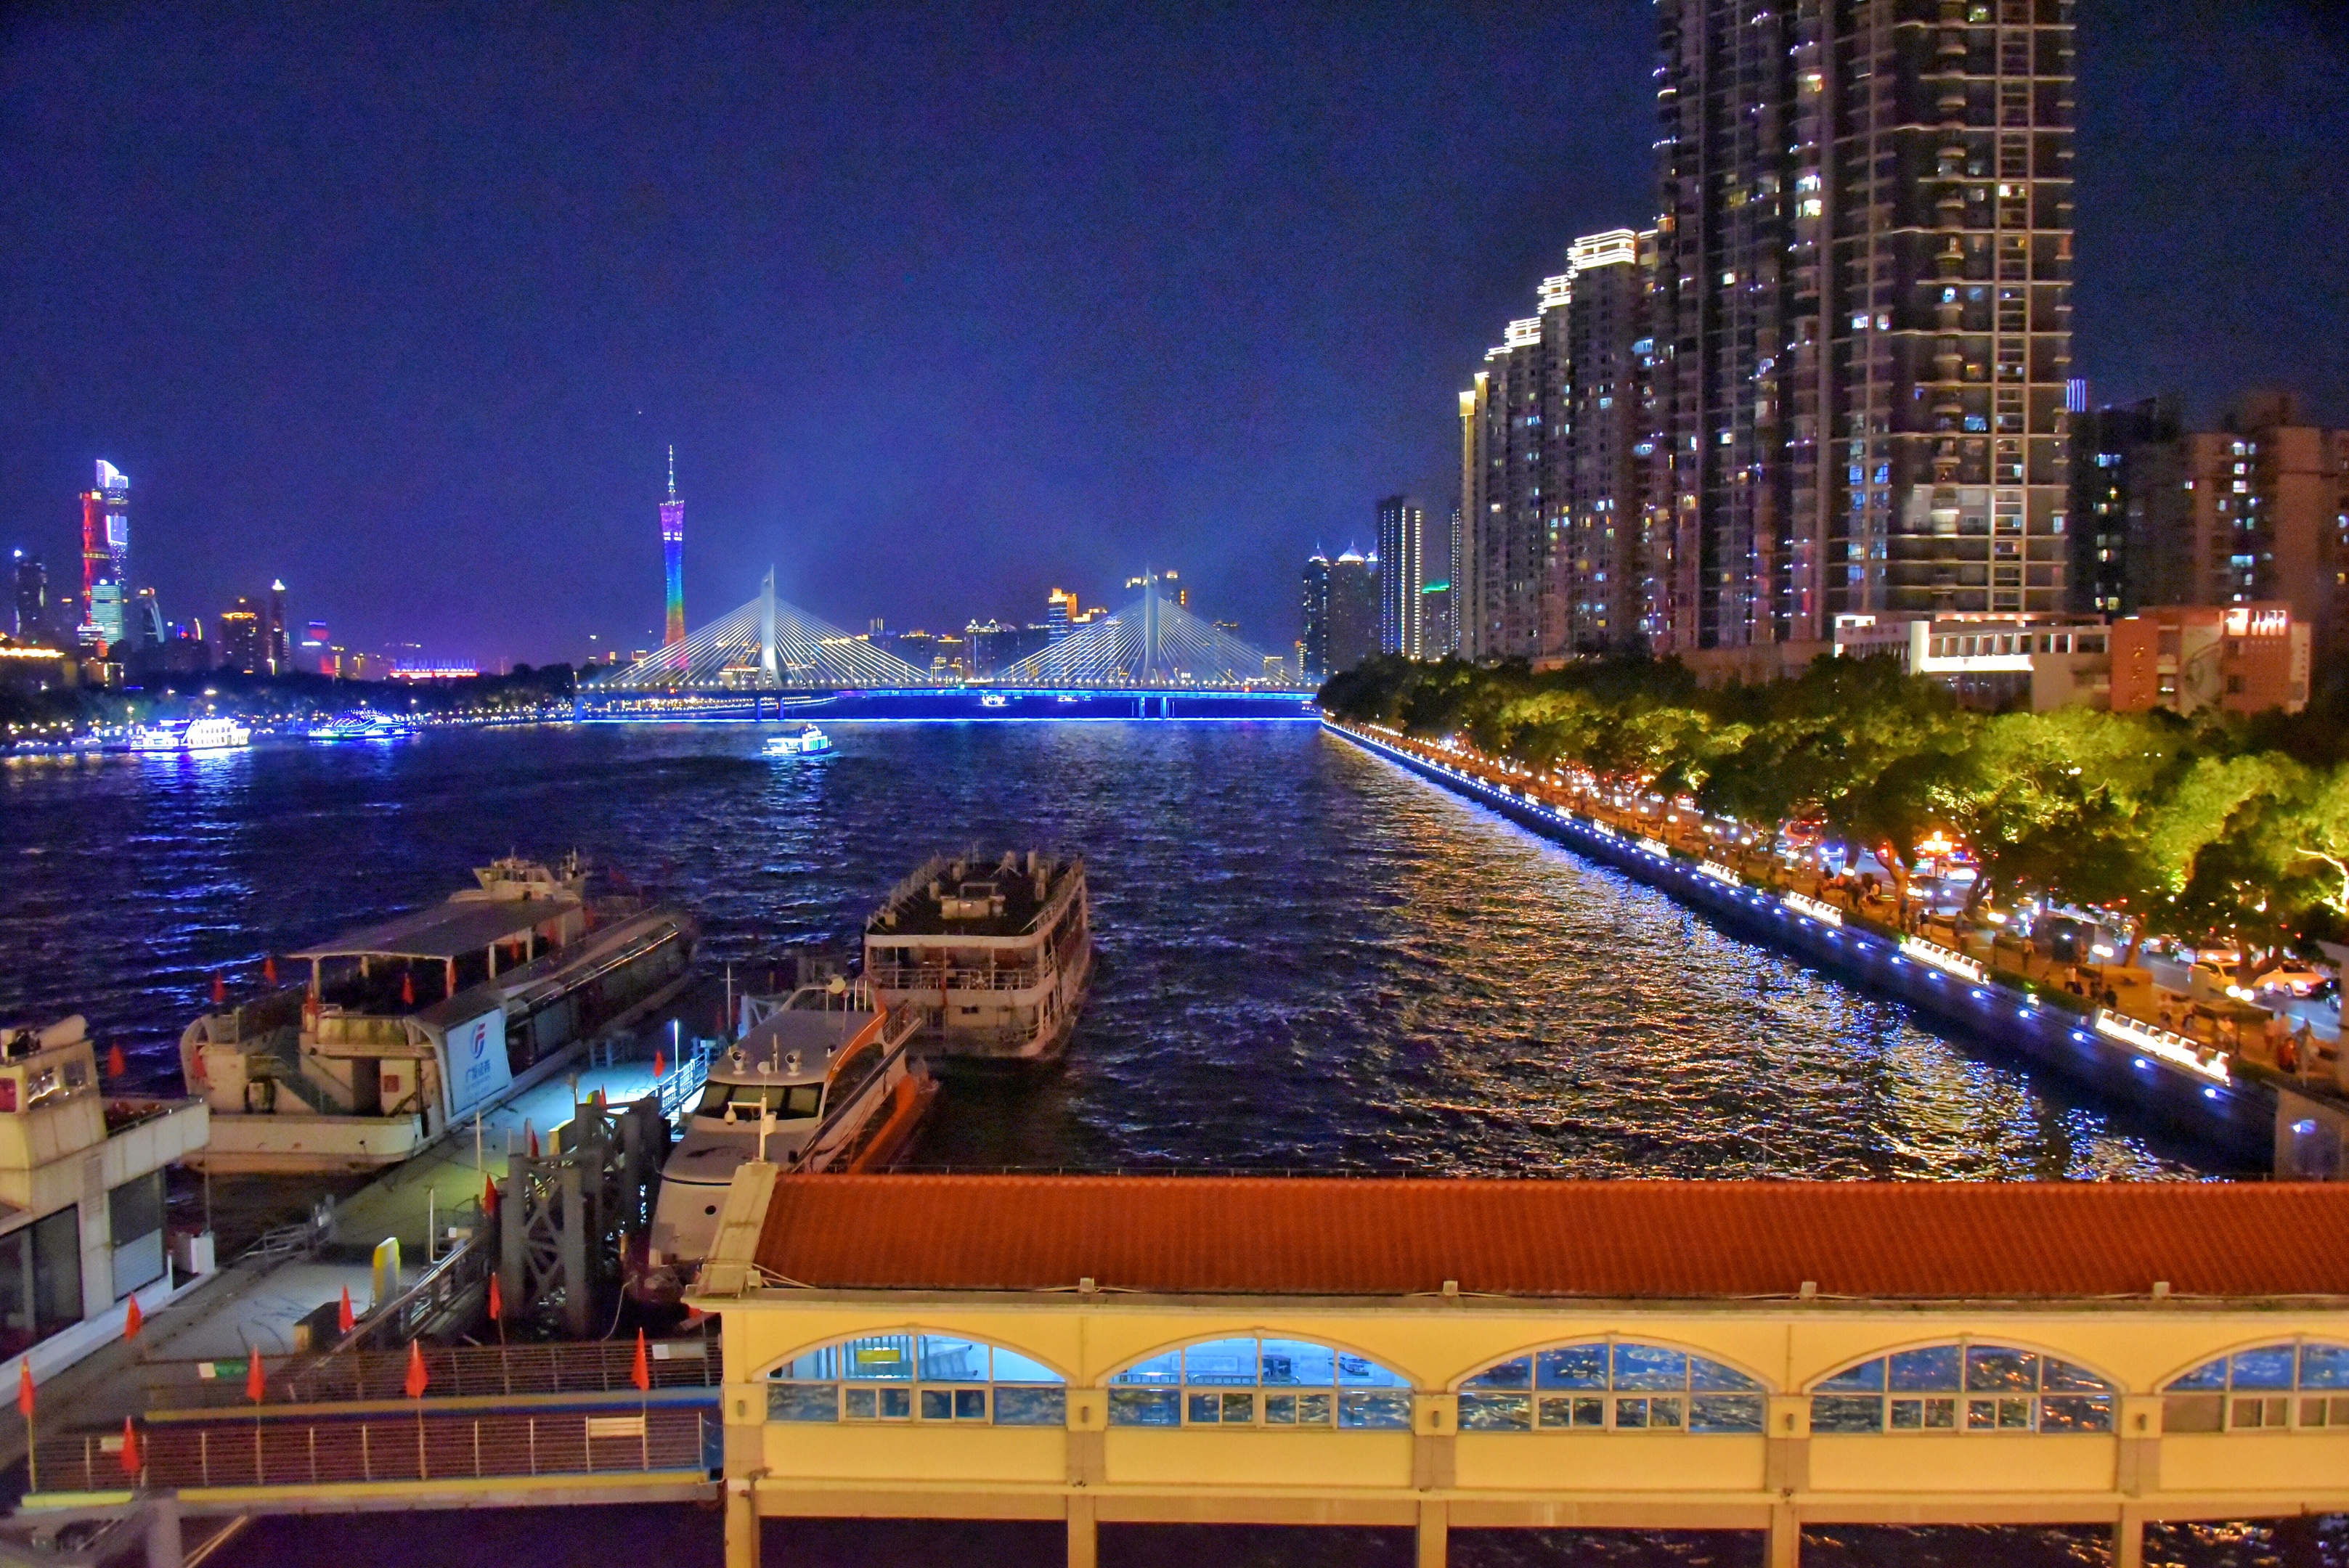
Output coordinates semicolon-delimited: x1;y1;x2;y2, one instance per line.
306;709;418;741
865;850;1091;1063
980;693;1009;709
128;716;253;754
177;855;696;1172
646;981;931;1278
764;724;832;757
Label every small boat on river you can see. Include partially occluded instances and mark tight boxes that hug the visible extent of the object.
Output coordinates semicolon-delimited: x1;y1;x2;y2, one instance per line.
864;849;1091;1063
128;716;252;754
764;724;832;757
178;854;696;1172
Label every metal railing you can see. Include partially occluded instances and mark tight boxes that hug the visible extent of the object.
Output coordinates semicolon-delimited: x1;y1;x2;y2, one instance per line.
36;1408;711;1494
150;1336;720;1412
867;964;1043;993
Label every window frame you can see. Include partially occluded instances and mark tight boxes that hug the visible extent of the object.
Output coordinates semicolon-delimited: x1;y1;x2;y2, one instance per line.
762;1331;1068;1429
1105;1334;1412;1432
1452;1336;1770;1436
1807;1338;2117;1436
2160;1340;2349;1435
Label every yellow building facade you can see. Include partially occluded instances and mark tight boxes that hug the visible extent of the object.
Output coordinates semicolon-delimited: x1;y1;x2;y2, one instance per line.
692;1170;2349;1567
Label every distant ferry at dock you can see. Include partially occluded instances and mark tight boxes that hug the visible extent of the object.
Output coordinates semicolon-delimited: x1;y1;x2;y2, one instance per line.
178;854;696;1172
866;850;1091;1063
763;723;832;757
127;716;251;754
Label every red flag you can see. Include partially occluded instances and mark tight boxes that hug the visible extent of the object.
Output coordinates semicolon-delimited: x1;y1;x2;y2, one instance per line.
107;1043;129;1079
118;1417;142;1479
526;1122;539;1159
263;955;277;986
337;1286;355;1336
651;1048;664;1082
630;1328;651;1394
403;1339;429;1400
211;971;226;1007
124;1294;143;1342
487;1273;503;1323
401;972;415;1006
16;1362;32;1420
482;1176;500;1217
245;1351;266;1405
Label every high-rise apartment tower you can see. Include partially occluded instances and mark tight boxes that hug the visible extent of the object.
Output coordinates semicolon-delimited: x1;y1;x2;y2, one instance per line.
1376;495;1428;658
1654;0;2077;650
79;460;129;650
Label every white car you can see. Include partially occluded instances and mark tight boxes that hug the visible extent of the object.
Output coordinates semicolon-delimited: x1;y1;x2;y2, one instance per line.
2259;964;2331;1000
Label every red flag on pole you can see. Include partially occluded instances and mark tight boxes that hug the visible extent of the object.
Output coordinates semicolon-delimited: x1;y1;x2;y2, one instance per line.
123;1294;142;1342
245;1351;266;1405
630;1328;651;1393
107;1043;129;1079
211;971;226;1007
526;1122;539;1159
16;1362;33;1420
263;955;277;987
337;1286;356;1336
401;972;415;1007
118;1417;142;1479
487;1273;502;1323
652;1048;664;1083
404;1339;430;1400
482;1175;499;1217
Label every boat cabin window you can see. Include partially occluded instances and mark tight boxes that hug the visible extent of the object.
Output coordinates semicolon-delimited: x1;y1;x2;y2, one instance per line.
693;1082;822;1120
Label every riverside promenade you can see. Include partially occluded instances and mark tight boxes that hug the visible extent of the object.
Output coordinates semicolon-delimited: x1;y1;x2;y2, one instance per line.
1323;719;2337;1172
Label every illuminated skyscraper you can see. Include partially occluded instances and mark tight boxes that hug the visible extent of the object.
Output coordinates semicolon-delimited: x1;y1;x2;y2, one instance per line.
11;552;45;641
266;580;290;672
661;446;685;648
79;460;129;650
1375;495;1426;658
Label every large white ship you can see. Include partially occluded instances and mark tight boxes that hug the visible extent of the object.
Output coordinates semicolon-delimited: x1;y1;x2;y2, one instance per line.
178;855;696;1172
864;850;1091;1063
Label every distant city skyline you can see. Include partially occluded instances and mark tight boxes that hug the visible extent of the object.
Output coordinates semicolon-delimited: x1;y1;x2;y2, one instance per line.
3;3;2342;667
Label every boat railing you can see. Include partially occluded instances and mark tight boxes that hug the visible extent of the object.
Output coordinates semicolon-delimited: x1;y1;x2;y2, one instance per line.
656;1040;715;1120
144;1333;720;1413
868;963;1043;992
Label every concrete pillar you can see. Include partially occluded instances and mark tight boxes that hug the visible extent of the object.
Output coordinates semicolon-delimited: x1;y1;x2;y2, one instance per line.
1066;1493;1096;1568
2114;1507;2144;1568
142;1495;182;1568
724;1477;761;1568
1767;1503;1799;1568
1415;1499;1446;1568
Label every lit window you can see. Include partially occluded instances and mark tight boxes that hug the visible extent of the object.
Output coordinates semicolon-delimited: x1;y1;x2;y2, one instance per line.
1810;1342;2114;1434
767;1334;1066;1426
1459;1341;1764;1433
2165;1343;2349;1432
1108;1338;1409;1430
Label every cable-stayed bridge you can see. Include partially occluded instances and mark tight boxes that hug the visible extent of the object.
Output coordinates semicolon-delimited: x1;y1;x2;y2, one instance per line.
593;571;1306;694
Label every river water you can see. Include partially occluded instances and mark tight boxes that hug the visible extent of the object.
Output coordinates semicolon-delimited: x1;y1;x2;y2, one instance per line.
1;719;2213;1180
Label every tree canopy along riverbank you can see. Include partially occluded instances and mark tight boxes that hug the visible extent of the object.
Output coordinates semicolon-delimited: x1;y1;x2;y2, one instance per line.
1319;654;2349;988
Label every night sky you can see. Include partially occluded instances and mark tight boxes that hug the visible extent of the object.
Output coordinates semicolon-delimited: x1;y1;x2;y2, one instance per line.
4;1;2343;669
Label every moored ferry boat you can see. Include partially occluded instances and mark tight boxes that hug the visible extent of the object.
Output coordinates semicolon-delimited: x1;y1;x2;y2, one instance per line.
764;724;832;757
645;980;931;1285
128;716;253;754
177;854;696;1172
864;850;1091;1063
306;709;419;741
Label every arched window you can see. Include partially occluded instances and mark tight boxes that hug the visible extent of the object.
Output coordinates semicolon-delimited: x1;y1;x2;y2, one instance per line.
1107;1337;1410;1430
2162;1342;2349;1433
766;1333;1064;1426
1457;1341;1764;1434
1809;1341;2114;1434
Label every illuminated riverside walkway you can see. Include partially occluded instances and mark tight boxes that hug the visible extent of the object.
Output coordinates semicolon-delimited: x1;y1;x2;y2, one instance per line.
1323;719;2349;1176
692;1169;2349;1568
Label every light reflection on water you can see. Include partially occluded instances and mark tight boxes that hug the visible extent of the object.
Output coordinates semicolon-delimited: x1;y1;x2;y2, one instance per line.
1;722;2217;1180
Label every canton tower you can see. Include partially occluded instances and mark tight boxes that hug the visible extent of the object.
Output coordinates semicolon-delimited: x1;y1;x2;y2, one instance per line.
661;446;685;648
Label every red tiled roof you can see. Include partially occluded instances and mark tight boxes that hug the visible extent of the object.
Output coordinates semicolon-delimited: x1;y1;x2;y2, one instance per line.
754;1175;2349;1301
